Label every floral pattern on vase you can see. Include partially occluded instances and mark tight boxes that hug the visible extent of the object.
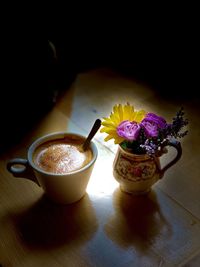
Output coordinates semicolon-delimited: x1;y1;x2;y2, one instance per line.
115;154;157;182
113;146;161;195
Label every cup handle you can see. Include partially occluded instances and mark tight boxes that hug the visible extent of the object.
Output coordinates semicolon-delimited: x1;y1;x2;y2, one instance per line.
7;158;40;186
159;140;182;178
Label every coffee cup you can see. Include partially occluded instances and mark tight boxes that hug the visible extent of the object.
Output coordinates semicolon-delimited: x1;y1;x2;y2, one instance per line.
7;132;98;204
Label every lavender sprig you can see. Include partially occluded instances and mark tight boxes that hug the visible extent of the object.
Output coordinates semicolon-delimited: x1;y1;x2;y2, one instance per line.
168;107;189;138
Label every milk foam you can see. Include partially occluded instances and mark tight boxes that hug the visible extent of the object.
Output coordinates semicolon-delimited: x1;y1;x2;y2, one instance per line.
33;139;92;174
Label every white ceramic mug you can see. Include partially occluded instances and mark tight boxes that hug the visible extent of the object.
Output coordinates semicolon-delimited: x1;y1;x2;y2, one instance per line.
7;132;98;204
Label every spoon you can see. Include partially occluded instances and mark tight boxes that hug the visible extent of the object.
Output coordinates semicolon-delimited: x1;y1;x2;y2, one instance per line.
82;119;101;151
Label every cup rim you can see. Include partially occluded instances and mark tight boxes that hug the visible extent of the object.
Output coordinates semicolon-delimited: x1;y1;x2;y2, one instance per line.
28;131;98;176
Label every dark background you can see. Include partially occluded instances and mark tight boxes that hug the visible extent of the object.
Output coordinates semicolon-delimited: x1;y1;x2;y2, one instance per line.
0;18;198;151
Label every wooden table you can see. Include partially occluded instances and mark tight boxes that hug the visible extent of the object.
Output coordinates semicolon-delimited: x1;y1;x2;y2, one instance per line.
1;69;200;267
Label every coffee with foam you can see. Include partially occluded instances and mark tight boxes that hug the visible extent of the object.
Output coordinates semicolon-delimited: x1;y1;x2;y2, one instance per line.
33;136;93;174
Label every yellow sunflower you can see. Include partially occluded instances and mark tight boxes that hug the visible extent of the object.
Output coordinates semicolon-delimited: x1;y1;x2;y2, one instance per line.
100;103;146;144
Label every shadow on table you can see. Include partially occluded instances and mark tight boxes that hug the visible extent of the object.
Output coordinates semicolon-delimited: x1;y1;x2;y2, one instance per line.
104;188;172;251
12;193;98;250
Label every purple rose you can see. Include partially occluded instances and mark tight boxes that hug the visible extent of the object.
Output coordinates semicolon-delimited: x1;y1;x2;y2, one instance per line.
141;113;167;138
117;120;141;141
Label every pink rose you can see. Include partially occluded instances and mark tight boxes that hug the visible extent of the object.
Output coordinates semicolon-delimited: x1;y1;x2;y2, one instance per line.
141;113;167;138
117;120;141;141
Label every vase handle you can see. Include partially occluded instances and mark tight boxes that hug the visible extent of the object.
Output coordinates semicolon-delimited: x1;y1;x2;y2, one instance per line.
159;140;182;178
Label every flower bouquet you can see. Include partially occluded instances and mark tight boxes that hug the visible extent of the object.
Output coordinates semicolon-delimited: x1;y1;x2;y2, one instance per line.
101;103;188;156
100;103;188;194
